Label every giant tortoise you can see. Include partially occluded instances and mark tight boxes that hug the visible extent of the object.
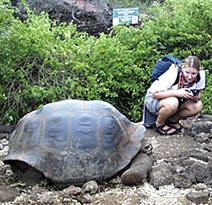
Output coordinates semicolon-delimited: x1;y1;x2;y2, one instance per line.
4;100;152;187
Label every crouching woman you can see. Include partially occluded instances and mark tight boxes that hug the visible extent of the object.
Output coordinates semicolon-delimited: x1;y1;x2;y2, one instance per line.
144;56;206;135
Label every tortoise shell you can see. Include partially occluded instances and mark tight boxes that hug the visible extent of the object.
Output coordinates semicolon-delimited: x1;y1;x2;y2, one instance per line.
4;100;145;185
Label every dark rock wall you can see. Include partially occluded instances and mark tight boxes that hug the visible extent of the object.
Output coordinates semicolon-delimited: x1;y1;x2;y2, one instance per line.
10;0;113;36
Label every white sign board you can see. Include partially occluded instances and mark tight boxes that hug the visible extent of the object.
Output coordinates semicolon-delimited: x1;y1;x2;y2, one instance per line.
113;7;139;26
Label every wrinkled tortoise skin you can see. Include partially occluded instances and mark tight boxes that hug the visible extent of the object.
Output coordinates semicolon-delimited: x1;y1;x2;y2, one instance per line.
4;100;145;185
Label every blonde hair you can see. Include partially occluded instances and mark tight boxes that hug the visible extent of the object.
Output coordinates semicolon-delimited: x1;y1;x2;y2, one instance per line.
181;56;201;71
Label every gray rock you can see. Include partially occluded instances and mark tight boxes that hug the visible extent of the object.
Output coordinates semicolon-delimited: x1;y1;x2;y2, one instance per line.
188;152;211;162
173;159;212;188
186;191;210;204
0;185;20;203
0;125;15;133
189;121;212;137
204;160;212;187
188;162;208;183
182;158;196;167
197;114;212;122
195;133;211;143
82;180;98;194
11;0;113;36
0;167;6;175
191;183;208;191
149;161;174;189
174;173;194;188
63;185;82;196
0;133;9;140
203;142;212;152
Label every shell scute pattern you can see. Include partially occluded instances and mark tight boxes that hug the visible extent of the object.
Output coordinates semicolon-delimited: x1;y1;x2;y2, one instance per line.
4;100;146;184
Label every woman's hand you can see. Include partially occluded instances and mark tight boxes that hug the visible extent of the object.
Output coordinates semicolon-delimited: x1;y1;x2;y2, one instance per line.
177;88;194;100
177;88;200;102
190;95;199;102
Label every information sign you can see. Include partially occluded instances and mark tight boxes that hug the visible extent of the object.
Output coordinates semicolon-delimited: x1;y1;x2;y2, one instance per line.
112;7;139;26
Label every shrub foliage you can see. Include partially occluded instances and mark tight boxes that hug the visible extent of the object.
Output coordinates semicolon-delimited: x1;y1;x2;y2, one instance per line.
0;0;211;124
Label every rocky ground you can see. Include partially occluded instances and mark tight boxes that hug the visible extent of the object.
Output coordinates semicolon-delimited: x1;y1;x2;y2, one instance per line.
0;114;212;205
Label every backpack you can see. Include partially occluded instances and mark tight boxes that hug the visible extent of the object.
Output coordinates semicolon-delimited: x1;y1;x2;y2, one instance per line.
150;55;182;84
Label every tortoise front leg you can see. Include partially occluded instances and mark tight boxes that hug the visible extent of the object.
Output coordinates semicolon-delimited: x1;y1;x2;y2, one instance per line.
121;137;153;186
121;152;153;186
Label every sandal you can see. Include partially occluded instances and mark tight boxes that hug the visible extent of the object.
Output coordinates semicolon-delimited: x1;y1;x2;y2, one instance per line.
154;124;178;135
166;120;183;132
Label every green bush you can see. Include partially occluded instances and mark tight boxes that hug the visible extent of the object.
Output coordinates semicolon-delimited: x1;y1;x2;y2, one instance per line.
0;4;148;124
0;0;211;125
140;0;212;113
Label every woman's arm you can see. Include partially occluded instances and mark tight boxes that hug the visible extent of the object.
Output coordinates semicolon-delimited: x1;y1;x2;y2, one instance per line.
152;88;195;100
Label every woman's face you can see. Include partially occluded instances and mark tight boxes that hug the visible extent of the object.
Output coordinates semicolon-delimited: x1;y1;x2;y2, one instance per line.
182;67;199;83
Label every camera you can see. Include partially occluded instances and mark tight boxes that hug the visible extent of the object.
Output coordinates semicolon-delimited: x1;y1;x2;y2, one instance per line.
186;89;199;96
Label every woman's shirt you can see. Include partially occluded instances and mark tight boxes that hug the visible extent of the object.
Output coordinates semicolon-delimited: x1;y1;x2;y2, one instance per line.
147;64;206;94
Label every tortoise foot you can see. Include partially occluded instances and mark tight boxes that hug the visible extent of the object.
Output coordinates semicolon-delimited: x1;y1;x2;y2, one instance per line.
121;167;146;186
121;153;153;186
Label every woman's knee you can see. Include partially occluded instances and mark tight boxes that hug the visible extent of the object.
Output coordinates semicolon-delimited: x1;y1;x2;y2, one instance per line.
160;97;179;112
182;100;203;113
194;100;203;112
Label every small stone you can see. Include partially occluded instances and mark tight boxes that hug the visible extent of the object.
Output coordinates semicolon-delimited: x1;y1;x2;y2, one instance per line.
186;191;210;204
149;162;174;189
0;133;9;140
191;183;208;191
0;185;20;202
182;158;195;167
173;174;194;189
195;133;210;143
63;185;82;196
189;121;212;137
203;143;212;152
189;162;208;183
76;193;91;204
0;167;6;175
82;180;98;194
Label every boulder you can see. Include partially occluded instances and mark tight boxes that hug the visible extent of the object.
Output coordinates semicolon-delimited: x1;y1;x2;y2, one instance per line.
10;0;113;36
